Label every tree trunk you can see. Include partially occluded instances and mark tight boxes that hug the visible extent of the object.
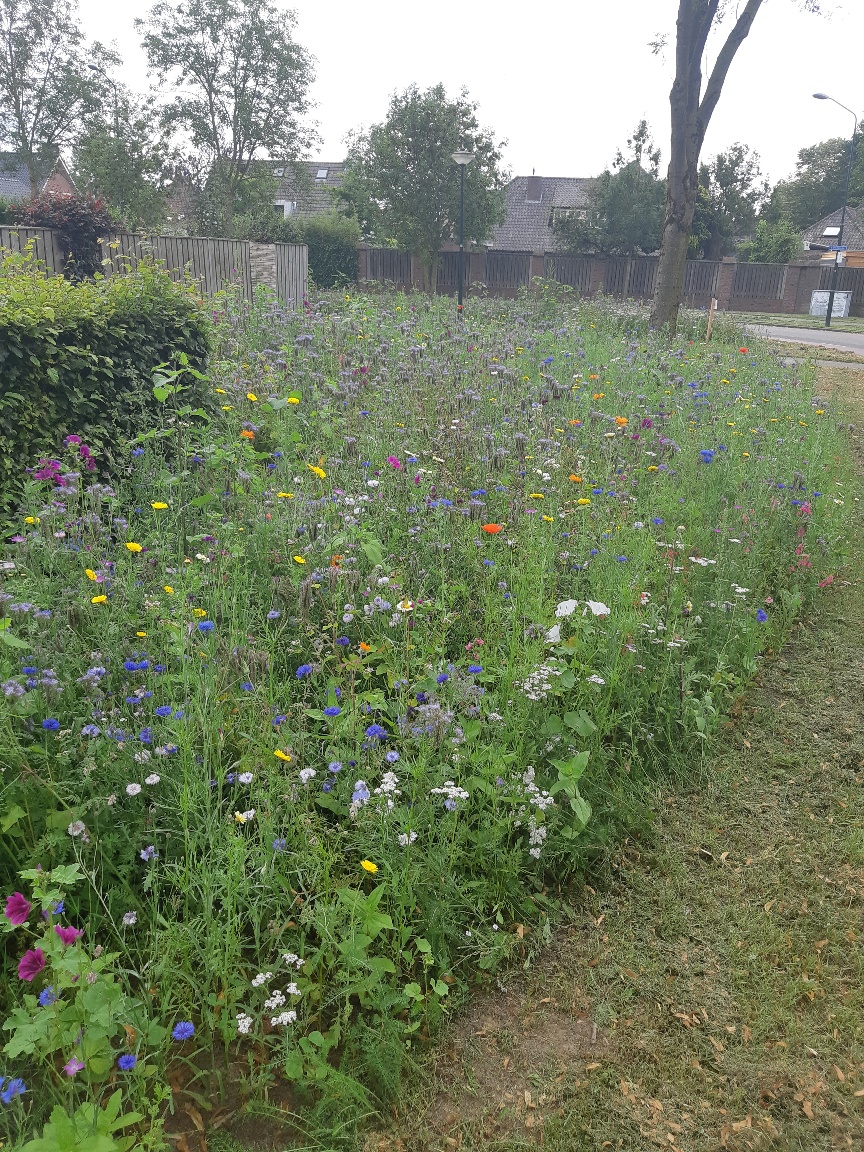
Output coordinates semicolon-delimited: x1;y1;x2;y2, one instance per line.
650;0;765;334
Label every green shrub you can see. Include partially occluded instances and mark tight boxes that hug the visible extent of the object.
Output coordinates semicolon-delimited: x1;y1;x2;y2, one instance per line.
0;255;211;511
238;209;359;288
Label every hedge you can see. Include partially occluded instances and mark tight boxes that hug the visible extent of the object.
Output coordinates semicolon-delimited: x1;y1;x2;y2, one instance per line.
0;257;211;512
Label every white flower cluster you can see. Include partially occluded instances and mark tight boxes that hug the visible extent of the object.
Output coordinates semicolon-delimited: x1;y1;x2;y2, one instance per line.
373;771;401;810
282;952;304;969
251;971;272;987
264;990;286;1011
515;659;562;701
510;766;555;860
397;830;418;847
298;768;316;784
236;1013;254;1035
429;781;470;811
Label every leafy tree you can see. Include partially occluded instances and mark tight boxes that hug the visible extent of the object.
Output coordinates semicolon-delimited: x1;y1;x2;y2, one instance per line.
73;89;171;231
11;192;117;276
650;0;825;333
553;120;664;256
690;142;768;257
136;0;316;235
764;135;864;230
0;0;107;195
340;83;507;288
736;217;803;263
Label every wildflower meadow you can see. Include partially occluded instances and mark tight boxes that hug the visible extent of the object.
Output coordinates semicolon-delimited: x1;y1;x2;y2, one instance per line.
0;277;852;1146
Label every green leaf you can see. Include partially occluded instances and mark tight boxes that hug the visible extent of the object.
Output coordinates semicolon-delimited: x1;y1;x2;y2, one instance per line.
563;710;597;738
360;536;384;566
414;937;433;954
432;980;450;997
1;804;26;833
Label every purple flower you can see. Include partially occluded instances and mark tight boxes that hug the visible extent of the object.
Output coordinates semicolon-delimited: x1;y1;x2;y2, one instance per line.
63;1058;85;1077
351;780;370;804
336;636;350;646
154;705;172;718
0;1078;26;1103
55;925;83;947
240;681;254;692
272;838;287;852
266;610;281;620
323;706;341;717
41;718;60;730
4;892;32;926
138;727;153;744
172;1021;195;1041
385;750;400;763
117;1054;137;1070
17;948;45;981
139;845;157;862
328;761;342;773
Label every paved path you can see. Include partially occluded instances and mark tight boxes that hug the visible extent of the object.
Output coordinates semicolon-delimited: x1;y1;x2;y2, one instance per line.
746;323;864;356
780;357;864;372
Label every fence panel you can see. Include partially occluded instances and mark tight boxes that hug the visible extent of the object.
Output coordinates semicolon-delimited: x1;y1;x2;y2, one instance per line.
818;265;864;306
628;257;658;298
365;248;411;284
684;260;721;300
436;251;462;290
731;262;786;300
275;243;307;308
545;254;592;293
0;226;65;274
100;234;253;297
485;251;530;288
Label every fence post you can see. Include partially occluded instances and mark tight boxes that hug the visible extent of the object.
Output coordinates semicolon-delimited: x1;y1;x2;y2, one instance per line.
530;252;545;283
779;263;804;315
588;257;606;297
356;245;368;282
716;257;736;311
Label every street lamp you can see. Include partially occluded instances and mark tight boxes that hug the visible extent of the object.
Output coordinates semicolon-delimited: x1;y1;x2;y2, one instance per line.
451;149;474;314
812;93;859;327
88;63;120;137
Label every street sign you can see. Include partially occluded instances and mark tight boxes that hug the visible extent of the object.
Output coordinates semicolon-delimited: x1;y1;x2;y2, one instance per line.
829;245;848;251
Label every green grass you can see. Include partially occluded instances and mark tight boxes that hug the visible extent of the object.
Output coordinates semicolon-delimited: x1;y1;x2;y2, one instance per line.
732;311;864;335
378;373;864;1151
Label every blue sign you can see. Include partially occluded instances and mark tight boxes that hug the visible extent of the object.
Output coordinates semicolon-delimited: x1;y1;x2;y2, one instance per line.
829;245;847;251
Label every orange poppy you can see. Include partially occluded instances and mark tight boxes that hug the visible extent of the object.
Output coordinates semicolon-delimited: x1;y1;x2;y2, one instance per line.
481;523;503;534
330;554;343;567
359;642;372;652
614;416;628;426
569;474;582;482
240;430;255;439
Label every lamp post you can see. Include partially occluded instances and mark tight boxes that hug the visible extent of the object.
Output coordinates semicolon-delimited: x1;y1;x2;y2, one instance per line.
812;93;858;328
88;63;120;137
451;149;474;315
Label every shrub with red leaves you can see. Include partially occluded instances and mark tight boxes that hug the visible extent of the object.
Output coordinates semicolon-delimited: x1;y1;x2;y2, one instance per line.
11;193;118;279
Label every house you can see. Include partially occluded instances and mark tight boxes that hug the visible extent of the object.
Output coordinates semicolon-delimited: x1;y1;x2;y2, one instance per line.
801;205;864;254
490;175;594;252
270;161;346;219
0;153;76;201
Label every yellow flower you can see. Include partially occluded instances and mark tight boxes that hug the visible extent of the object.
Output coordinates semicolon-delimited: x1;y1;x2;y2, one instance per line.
136;631;147;638
397;599;414;612
274;749;292;762
542;515;553;522
125;542;142;553
614;416;628;427
164;585;174;594
91;594;107;604
287;397;300;404
222;405;233;411
742;452;750;458
647;465;659;472
360;860;378;874
293;555;306;565
306;464;326;479
246;392;258;402
215;388;226;394
85;568;98;581
151;502;168;510
815;409;824;415
193;607;207;617
577;498;591;506
277;492;294;499
24;515;39;525
528;493;544;499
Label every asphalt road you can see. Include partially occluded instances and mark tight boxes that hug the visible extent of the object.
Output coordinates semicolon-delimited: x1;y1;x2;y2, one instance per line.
746;324;864;356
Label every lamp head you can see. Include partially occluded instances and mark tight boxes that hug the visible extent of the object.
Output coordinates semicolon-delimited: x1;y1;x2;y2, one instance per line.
812;92;829;99
451;150;474;166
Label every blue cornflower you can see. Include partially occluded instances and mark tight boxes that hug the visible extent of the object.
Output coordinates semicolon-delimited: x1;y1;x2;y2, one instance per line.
272;714;286;725
616;556;627;563
467;664;483;674
173;709;184;719
117;1055;137;1071
272;838;287;852
756;609;768;623
590;548;599;556
323;706;341;717
39;986;58;1007
138;727;153;744
139;845;157;862
240;681;254;692
296;664;313;679
365;723;387;740
385;750;400;763
131;447;144;457
52;900;65;915
123;660;137;672
21;666;37;675
416;692;427;704
336;636;350;646
592;488;603;495
154;706;172;718
812;491;822;498
197;621;214;632
321;780;333;792
42;718;60;730
328;761;342;773
0;1077;26;1104
700;449;715;464
652;517;663;525
171;1021;195;1042
483;559;495;567
153;664;167;673
471;489;487;497
351;781;370;804
266;610;281;620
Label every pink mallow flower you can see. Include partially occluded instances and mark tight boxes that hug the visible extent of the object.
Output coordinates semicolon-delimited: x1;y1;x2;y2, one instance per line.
63;1058;85;1077
4;892;32;926
18;948;46;981
386;455;402;470
55;925;84;946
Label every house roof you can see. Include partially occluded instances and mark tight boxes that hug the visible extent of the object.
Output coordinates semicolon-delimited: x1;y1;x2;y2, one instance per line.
801;205;864;252
490;175;594;252
0;153;67;200
270;160;346;216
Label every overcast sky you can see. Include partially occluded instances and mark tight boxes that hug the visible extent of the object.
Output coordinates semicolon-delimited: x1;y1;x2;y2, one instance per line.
78;0;862;186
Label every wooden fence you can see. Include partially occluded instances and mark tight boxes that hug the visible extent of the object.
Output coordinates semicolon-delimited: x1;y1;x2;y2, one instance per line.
731;261;787;301
0;226;66;274
100;234;253;298
275;243;307;306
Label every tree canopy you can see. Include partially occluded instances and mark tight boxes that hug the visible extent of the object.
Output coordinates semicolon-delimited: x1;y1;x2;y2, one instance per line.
765;135;864;230
339;83;507;282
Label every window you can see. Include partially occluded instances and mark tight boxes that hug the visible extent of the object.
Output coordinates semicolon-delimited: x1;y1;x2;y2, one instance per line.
272;167;285;177
823;226;841;237
316;168;328;180
273;201;296;217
